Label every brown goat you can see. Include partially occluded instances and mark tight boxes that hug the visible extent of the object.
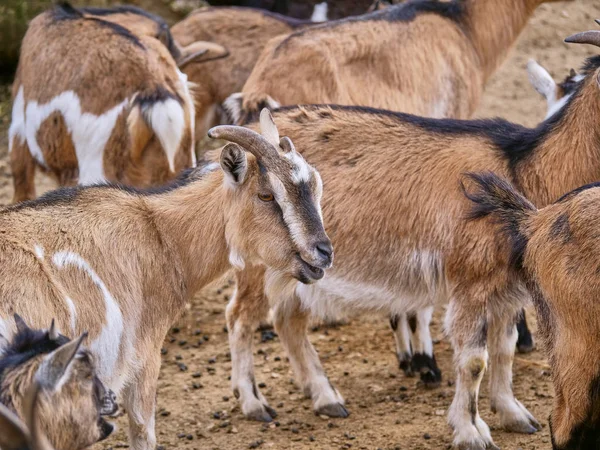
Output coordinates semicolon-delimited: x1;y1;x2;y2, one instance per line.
221;27;600;449
228;0;566;124
464;172;600;450
0;316;116;450
9;4;226;203
171;7;309;143
0;113;330;450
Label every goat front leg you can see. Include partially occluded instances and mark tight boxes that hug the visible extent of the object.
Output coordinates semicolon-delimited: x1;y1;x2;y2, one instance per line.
446;298;497;450
390;313;413;376
123;352;161;450
10;137;36;203
488;309;540;434
273;294;348;418
407;307;442;388
228;267;276;422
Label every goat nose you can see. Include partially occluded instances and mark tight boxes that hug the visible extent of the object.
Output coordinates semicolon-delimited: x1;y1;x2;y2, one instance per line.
316;240;333;261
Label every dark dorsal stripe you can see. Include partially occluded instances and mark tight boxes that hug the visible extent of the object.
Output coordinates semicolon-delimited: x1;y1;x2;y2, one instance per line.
0;327;69;384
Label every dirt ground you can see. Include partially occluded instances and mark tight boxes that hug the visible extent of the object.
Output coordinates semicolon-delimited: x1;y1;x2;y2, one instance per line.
1;1;600;448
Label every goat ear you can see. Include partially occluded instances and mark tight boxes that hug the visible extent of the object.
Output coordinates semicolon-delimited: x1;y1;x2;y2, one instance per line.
176;42;229;69
220;143;248;186
0;402;30;450
14;313;31;334
279;137;296;154
127;102;154;163
526;59;555;100
36;333;87;391
259;108;280;148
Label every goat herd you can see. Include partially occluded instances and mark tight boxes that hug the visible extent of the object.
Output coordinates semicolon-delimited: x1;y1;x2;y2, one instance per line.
0;0;599;449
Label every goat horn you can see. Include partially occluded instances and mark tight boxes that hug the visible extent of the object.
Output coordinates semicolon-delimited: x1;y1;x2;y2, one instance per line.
565;30;600;48
14;314;30;334
48;319;59;341
208;125;278;162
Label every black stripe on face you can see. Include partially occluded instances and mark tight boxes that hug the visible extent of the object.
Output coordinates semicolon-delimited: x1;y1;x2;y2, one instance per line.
289;181;325;238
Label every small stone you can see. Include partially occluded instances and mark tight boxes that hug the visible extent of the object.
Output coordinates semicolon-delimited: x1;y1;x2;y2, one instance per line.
186;435;193;441
208;358;217;364
258;382;267;388
160;348;168;355
177;363;188;372
160;410;171;417
192;383;203;389
424;433;431;440
248;440;264;449
192;372;202;378
171;327;180;334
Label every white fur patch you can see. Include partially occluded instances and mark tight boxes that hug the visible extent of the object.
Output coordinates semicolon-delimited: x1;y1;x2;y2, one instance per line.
222;93;244;125
52;251;125;386
228;248;246;270
268;173;308;251
23;91;128;183
177;69;197;168
65;296;77;335
8;86;26;153
311;2;328;22
34;244;45;260
142;97;185;173
284;151;312;184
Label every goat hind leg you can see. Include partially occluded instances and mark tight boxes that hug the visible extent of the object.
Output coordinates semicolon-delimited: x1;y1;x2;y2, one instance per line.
10;137;36;203
489;309;540;434
446;299;497;450
274;294;348;418
228;267;276;422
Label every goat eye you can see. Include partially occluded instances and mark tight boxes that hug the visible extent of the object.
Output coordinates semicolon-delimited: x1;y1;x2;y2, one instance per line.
258;193;274;202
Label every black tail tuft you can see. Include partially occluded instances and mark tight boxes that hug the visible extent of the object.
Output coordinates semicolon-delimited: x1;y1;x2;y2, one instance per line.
461;172;536;269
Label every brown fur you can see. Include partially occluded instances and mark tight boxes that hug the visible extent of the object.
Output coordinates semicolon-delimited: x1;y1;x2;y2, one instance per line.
235;0;564;123
222;50;600;448
171;7;309;142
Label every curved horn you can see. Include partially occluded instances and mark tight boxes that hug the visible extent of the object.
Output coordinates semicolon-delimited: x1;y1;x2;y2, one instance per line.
565;30;600;48
208;125;278;162
48;320;59;341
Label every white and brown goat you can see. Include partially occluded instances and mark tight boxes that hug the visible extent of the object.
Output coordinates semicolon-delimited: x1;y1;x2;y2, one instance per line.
222;27;600;450
171;7;308;144
0;316;116;450
0;112;330;450
9;4;226;202
464;172;600;450
227;0;567;124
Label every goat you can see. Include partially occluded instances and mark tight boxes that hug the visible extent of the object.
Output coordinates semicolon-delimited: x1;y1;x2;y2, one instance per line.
171;7;308;145
222;26;600;449
227;0;565;124
0;111;330;450
527;59;583;119
0;316;116;450
463;172;600;449
9;4;227;203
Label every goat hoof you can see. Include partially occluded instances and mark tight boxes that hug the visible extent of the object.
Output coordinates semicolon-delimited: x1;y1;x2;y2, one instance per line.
316;403;349;418
516;340;535;354
264;405;278;419
457;441;487;450
420;368;442;389
399;360;414;377
486;443;501;450
503;420;538;434
246;407;275;422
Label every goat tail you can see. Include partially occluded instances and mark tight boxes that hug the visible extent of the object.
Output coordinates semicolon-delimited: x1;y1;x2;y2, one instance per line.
461;171;537;268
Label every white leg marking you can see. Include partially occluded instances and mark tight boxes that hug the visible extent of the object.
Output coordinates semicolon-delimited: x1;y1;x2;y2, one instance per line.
24;91;128;183
9;86;26;154
52;251;126;389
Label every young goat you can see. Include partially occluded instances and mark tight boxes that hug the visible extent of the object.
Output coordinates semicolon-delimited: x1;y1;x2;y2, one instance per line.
0;316;116;450
527;59;583;119
223;27;600;450
9;4;226;202
464;172;600;449
227;0;565;124
0;111;330;450
172;7;308;144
